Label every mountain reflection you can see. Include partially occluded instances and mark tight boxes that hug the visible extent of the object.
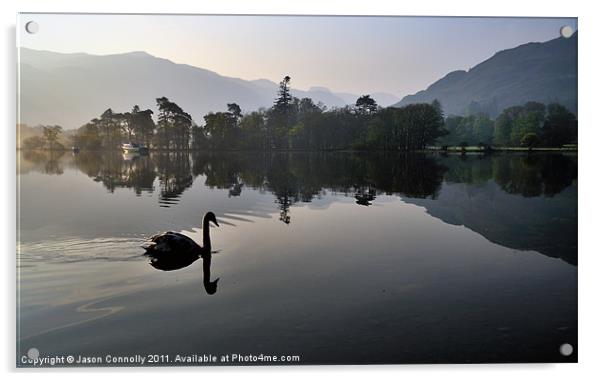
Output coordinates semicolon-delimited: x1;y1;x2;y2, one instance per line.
19;151;577;264
426;153;577;265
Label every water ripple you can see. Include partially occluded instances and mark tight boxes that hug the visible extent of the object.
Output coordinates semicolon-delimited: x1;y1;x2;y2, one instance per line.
18;236;146;266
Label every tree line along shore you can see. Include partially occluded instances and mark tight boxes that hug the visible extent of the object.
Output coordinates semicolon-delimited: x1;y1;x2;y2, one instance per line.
19;76;577;153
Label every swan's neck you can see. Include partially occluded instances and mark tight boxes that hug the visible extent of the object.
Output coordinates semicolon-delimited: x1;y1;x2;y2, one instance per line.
203;216;211;250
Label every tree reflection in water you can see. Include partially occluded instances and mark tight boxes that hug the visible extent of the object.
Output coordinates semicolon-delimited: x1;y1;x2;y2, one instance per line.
19;150;577;264
20;150;576;213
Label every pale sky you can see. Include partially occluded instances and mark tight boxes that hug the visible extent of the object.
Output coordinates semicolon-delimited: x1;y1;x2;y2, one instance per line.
18;14;577;97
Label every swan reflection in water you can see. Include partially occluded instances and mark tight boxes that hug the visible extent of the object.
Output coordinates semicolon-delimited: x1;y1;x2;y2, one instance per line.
142;212;220;295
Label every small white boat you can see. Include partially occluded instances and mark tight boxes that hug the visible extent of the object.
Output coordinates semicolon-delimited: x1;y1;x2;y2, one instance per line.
122;152;140;161
121;142;148;154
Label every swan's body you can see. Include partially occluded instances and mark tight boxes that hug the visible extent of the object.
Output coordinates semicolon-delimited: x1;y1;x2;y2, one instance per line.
143;211;219;258
144;231;201;257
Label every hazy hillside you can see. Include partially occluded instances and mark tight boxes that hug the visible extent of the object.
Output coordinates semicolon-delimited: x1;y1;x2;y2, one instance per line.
19;48;390;129
16;124;74;149
394;33;577;116
20;32;574;130
306;87;399;108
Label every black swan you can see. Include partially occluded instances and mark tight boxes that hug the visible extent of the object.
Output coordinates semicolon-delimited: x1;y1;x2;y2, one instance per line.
143;211;219;256
142;212;220;294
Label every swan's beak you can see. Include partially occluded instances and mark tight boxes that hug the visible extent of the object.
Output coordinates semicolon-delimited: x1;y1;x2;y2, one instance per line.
214;221;219;227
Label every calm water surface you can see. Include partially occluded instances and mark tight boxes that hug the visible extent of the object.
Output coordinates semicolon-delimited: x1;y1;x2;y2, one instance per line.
17;151;577;364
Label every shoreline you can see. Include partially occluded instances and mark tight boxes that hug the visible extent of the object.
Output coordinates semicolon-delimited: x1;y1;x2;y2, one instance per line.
16;146;579;154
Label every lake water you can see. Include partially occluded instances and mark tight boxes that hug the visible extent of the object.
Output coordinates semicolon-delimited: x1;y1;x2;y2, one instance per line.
17;150;577;365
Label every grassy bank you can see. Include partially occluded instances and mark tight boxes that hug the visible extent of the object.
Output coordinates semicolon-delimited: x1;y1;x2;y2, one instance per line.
17;145;578;154
427;145;577;153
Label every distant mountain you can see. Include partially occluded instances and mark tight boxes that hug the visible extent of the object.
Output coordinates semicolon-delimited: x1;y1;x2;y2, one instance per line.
18;48;362;129
394;33;577;116
369;92;401;107
326;88;399;107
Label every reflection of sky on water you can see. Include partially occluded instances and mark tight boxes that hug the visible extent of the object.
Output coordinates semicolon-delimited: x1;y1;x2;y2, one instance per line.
17;152;577;364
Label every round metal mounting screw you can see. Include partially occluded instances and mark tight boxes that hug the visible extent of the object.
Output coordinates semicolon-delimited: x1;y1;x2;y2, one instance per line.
27;347;40;360
559;343;573;356
25;21;39;34
560;25;573;38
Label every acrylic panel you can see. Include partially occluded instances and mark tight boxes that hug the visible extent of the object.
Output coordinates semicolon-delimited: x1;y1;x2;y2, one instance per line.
16;13;578;367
